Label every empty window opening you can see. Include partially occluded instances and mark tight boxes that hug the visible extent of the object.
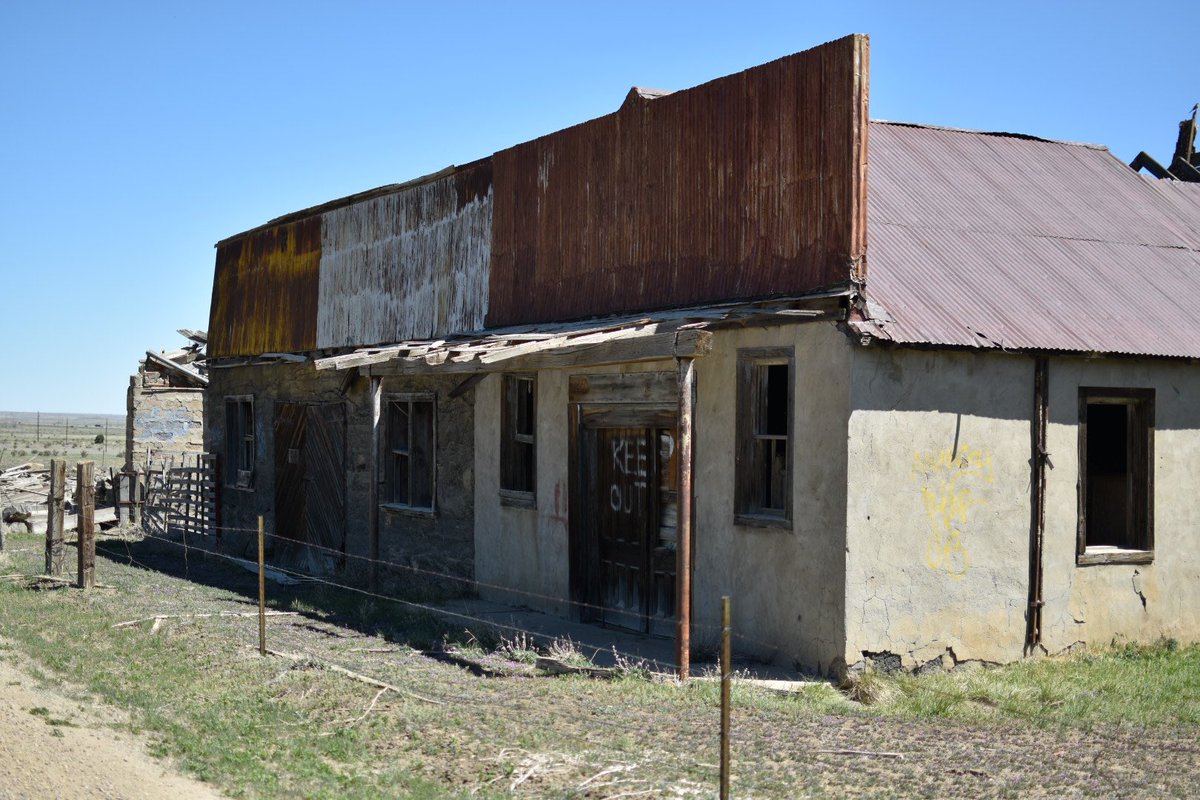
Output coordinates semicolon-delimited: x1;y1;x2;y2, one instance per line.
501;375;536;498
1079;389;1153;559
224;396;255;489
387;397;435;511
755;363;789;512
736;349;793;524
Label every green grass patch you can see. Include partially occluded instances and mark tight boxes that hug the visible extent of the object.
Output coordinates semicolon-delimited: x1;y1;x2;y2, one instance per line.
841;640;1200;728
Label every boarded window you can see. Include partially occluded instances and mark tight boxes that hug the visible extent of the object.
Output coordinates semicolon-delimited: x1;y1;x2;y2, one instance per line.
501;375;536;500
1078;388;1154;564
736;349;793;524
224;396;255;489
386;396;435;511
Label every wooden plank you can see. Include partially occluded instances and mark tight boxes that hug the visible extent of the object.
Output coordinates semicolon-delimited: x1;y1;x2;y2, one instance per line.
370;329;712;376
569;371;676;404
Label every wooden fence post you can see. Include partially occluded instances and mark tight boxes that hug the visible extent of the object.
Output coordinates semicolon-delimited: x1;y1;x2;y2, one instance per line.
45;459;66;575
76;461;95;589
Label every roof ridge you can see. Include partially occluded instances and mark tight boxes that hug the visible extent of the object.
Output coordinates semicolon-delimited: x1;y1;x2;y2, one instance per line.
869;119;1108;150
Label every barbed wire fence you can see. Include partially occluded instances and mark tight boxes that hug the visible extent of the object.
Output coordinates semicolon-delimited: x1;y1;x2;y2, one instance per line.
5;459;1196;797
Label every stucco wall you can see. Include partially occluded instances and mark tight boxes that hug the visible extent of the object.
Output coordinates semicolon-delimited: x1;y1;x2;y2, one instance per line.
846;347;1200;671
205;362;475;591
473;322;852;674
693;324;851;673
1041;357;1200;654
846;348;1033;670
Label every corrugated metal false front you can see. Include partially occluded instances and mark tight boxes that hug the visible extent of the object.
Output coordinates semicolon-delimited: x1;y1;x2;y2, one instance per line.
209;218;322;358
487;34;869;328
209;162;493;359
317;165;493;348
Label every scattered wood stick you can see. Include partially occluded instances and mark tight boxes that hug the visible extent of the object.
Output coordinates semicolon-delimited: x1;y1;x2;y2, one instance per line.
347;647;401;653
319;687;391;735
266;649;444;705
111;610;299;628
813;748;905;759
577;764;637;789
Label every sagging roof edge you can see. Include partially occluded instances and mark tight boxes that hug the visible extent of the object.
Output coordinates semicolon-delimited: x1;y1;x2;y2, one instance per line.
205;289;854;370
214;118;1111;253
214;157;492;248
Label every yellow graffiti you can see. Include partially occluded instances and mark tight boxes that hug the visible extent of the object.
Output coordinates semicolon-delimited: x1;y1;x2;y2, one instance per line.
911;444;994;579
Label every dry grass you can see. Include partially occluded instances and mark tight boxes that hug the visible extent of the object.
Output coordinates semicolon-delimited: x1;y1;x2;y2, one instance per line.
0;529;1197;799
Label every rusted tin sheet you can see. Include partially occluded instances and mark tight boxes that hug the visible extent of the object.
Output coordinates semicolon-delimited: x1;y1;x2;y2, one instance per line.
209;217;321;358
487;34;869;328
317;162;493;348
863;121;1200;357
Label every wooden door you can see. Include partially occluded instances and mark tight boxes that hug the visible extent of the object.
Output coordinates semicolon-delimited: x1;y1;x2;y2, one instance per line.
585;426;655;632
272;402;346;573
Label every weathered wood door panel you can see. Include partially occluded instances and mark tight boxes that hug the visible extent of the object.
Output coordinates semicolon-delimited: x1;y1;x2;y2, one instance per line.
273;403;307;543
273;402;346;573
592;427;653;632
576;408;678;636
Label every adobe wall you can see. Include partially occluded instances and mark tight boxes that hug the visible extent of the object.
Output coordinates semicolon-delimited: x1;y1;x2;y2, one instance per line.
474;321;852;674
204;362;475;592
126;365;205;472
845;347;1200;672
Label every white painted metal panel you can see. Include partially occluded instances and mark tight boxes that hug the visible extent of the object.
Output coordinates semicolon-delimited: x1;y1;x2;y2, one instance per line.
317;177;492;348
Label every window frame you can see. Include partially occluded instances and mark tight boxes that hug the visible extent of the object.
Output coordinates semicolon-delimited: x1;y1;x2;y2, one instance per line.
500;374;537;508
223;395;255;490
734;347;794;528
383;393;437;515
1076;387;1154;566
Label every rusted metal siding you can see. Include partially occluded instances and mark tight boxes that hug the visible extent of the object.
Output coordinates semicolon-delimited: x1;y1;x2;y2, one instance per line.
209;218;321;358
862;122;1200;357
487;34;869;328
317;162;493;348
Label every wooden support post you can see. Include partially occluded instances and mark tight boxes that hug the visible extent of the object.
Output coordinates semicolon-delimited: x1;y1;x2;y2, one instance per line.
368;375;383;593
45;459;66;576
676;356;696;680
116;472;130;527
132;468;143;526
720;595;732;800
258;515;266;657
76;461;95;589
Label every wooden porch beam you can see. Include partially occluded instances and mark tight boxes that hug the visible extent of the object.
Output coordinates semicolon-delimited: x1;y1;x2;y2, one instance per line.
366;329;713;377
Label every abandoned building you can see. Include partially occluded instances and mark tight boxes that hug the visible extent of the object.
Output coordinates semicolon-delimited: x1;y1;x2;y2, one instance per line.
205;34;1200;675
126;330;207;472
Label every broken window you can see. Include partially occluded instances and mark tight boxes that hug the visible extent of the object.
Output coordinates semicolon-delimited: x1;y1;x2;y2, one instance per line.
386;396;435;511
224;396;255;489
500;375;536;502
736;349;793;524
1078;388;1154;563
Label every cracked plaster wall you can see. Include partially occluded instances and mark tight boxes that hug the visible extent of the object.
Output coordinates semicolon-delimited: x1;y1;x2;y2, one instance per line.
846;348;1200;671
846;348;1033;669
1040;357;1200;654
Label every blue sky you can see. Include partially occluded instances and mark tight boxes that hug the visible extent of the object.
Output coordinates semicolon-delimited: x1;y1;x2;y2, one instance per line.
0;1;1193;414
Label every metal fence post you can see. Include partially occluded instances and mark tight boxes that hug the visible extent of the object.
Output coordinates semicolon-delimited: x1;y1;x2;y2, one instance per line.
258;515;267;656
720;595;732;799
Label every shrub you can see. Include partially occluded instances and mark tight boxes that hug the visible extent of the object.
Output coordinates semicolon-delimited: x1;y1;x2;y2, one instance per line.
93;434;105;444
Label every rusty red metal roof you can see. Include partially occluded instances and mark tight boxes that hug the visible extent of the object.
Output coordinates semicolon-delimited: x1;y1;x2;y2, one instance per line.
861;121;1200;357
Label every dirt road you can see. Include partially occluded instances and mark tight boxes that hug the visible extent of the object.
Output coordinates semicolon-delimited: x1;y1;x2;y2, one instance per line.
0;657;223;800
